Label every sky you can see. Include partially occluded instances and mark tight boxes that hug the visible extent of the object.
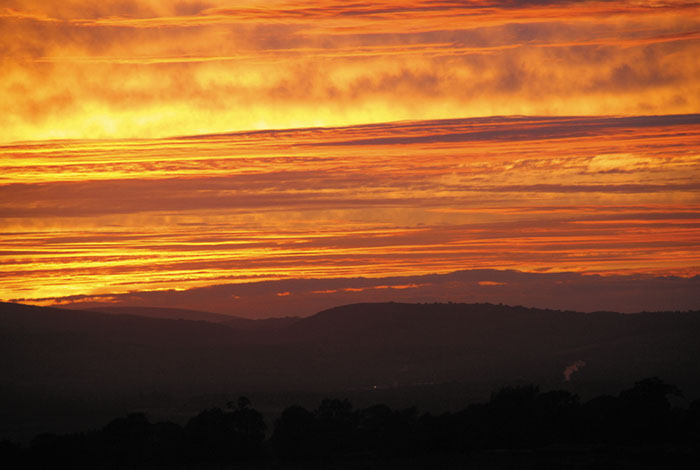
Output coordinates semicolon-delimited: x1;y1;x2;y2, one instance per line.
1;1;699;316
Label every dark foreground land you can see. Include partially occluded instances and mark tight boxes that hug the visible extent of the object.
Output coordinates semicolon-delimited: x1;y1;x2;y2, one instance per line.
2;377;699;469
2;300;700;467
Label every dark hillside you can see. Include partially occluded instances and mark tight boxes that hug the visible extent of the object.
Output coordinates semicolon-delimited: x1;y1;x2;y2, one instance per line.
86;306;238;324
86;305;300;330
2;300;699;441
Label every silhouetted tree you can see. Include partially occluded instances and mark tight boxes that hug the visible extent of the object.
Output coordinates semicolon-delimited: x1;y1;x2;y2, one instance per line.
580;394;622;444
229;398;267;458
148;421;185;464
101;412;151;463
0;440;22;468
683;398;700;441
535;389;580;444
229;395;252;410
358;404;420;456
185;397;265;463
315;398;358;457
271;405;319;460
618;377;681;444
28;432;94;468
487;385;540;448
7;378;700;467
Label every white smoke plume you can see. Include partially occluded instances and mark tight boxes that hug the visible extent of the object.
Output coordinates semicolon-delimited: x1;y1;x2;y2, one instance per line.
563;360;586;382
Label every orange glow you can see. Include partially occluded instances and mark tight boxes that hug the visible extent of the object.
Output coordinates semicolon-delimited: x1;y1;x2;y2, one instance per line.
1;115;699;303
1;2;699;307
1;1;699;142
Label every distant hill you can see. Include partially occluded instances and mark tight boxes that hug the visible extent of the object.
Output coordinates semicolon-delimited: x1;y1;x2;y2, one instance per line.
2;302;240;344
2;300;700;440
276;302;700;394
85;306;239;324
221;315;300;331
85;306;300;330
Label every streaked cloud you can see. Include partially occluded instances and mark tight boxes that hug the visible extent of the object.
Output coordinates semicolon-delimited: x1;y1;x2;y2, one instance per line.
1;2;698;309
1;115;698;303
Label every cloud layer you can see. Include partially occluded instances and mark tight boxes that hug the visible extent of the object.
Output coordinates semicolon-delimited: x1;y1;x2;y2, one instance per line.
1;115;699;304
2;1;699;142
1;2;698;308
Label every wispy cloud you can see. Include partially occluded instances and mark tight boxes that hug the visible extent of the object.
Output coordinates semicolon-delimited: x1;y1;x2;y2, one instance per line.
1;3;698;305
1;1;699;142
1;115;698;302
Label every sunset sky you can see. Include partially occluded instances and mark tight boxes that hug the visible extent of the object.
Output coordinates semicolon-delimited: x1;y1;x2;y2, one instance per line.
1;1;699;315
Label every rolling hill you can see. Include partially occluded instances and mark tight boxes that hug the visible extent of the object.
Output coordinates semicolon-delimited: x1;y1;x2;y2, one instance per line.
2;300;699;440
86;305;299;330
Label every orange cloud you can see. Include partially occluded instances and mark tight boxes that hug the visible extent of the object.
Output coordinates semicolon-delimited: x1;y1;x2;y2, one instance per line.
1;115;698;302
1;2;699;305
1;1;698;142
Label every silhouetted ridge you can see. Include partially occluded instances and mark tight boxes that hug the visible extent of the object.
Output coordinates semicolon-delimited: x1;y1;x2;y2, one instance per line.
86;305;301;330
0;301;238;346
2;300;700;444
283;301;698;351
86;306;239;324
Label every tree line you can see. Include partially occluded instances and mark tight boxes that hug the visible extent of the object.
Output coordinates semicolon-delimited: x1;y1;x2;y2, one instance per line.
2;378;699;468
